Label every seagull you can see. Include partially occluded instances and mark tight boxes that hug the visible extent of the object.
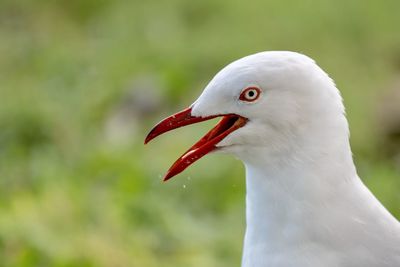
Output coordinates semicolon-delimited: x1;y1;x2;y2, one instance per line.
145;51;400;267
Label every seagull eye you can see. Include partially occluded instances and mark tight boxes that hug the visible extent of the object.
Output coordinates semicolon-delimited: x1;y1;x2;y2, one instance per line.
239;87;261;102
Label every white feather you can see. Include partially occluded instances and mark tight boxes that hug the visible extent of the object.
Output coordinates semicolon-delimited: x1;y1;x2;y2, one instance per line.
192;51;400;267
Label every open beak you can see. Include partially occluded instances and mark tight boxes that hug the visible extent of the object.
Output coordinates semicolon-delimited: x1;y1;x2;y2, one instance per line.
145;107;247;181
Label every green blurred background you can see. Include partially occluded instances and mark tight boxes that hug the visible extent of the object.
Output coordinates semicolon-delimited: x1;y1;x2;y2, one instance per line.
0;0;399;266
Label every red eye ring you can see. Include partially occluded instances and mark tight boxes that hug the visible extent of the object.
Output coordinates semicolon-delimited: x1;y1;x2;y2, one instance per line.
239;87;261;102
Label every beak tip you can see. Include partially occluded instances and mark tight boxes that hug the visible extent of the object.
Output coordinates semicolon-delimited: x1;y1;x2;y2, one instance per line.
163;170;176;182
144;132;156;144
144;133;151;144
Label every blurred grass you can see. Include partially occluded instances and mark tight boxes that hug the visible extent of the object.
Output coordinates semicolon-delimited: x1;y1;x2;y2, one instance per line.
0;0;399;266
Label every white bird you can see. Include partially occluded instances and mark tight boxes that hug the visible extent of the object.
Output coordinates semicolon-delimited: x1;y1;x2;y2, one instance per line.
145;51;400;267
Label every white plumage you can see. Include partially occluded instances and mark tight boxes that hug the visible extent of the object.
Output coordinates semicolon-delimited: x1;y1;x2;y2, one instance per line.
147;51;400;267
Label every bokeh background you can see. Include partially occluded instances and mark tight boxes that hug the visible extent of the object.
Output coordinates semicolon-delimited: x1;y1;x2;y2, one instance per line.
0;0;399;266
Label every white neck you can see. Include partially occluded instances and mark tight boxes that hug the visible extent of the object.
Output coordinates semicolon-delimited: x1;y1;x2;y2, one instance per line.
240;119;400;267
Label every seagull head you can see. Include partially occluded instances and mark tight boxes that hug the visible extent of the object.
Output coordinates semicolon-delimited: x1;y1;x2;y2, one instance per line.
145;51;347;181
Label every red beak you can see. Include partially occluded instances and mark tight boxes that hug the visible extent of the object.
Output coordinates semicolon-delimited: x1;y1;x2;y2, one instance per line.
145;107;247;181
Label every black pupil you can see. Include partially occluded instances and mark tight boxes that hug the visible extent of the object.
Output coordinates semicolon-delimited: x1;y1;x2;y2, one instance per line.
248;90;255;97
